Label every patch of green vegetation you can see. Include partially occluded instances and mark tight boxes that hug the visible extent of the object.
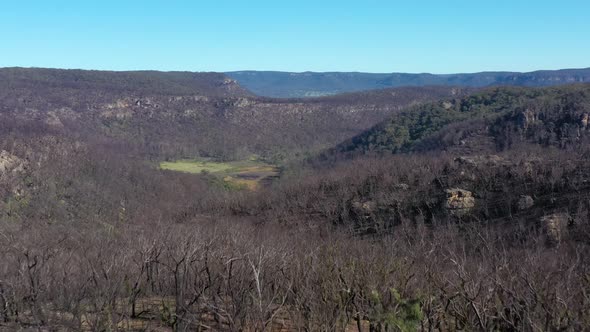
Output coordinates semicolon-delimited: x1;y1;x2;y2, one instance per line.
4;195;30;220
368;288;423;332
159;158;279;191
339;85;571;154
160;159;233;174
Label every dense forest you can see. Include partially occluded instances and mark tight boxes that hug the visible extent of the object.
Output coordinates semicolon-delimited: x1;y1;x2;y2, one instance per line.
334;85;590;156
1;69;590;331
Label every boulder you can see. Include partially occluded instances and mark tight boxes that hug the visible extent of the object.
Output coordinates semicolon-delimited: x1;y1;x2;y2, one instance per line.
351;200;377;221
394;183;410;191
540;213;571;245
582;113;589;130
444;188;475;216
0;150;26;175
517;195;534;211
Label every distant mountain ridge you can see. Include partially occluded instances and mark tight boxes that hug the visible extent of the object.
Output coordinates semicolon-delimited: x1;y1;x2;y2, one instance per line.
226;68;590;98
1;67;252;97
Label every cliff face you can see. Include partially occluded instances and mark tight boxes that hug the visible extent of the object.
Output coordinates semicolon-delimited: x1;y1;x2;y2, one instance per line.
0;150;29;212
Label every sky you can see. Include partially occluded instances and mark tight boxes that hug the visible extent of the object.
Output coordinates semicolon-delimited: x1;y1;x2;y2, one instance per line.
1;0;589;73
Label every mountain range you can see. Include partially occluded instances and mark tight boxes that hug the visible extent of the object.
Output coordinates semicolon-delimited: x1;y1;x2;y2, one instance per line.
226;67;590;97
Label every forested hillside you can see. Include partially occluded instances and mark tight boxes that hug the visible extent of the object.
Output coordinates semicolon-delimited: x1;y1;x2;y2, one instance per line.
0;68;468;161
333;84;590;157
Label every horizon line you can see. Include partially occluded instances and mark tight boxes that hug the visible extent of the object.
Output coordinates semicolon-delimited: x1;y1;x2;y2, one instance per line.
2;65;590;76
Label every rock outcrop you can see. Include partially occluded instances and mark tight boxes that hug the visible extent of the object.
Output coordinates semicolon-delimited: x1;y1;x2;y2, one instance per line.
581;113;589;130
541;213;571;245
517;195;534;211
232;97;256;108
518;109;537;129
0;150;27;176
394;183;410;191
455;155;507;168
0;150;29;203
351;200;377;222
444;188;475;216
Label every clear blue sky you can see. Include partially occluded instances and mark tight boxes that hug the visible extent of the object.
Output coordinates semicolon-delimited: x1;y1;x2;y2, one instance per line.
1;0;589;73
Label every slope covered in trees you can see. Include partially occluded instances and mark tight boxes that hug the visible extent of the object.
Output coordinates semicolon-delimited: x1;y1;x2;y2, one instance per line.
0;68;469;161
333;84;590;157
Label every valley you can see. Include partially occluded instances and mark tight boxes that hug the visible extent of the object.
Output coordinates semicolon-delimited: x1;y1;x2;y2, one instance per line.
1;68;590;331
3;1;590;330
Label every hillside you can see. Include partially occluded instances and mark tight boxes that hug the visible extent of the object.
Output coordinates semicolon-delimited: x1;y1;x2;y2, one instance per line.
226;68;590;97
0;68;470;161
332;84;590;157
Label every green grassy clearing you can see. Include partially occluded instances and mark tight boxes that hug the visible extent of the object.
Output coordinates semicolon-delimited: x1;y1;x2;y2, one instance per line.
159;159;234;174
159;158;279;190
